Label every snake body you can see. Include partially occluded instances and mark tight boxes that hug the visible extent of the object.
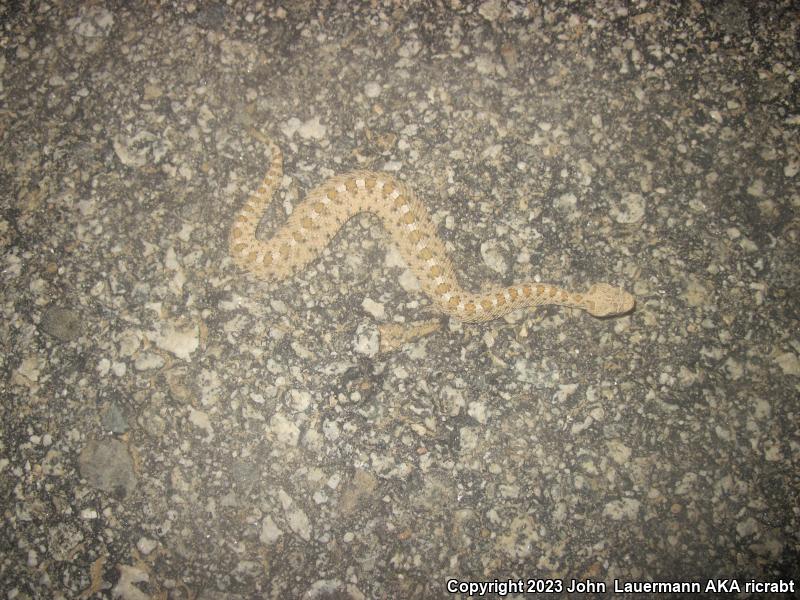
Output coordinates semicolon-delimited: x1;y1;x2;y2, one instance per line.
230;137;634;322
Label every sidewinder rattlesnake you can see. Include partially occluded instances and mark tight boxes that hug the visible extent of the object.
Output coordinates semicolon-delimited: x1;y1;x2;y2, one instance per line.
230;135;634;323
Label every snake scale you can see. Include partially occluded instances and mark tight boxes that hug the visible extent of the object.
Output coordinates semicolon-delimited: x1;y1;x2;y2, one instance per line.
230;136;634;323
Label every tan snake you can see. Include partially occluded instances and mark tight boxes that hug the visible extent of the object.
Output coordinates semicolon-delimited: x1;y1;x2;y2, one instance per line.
230;136;634;323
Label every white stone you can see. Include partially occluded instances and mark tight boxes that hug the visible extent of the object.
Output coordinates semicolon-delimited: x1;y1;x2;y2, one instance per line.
364;82;381;98
136;537;158;555
611;192;646;224
259;515;283;544
361;297;385;320
353;322;380;357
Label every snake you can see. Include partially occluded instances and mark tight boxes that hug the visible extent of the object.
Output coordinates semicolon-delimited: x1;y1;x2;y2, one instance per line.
230;135;634;323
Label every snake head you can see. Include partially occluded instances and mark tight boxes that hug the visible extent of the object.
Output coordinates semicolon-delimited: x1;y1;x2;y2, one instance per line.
584;283;635;317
